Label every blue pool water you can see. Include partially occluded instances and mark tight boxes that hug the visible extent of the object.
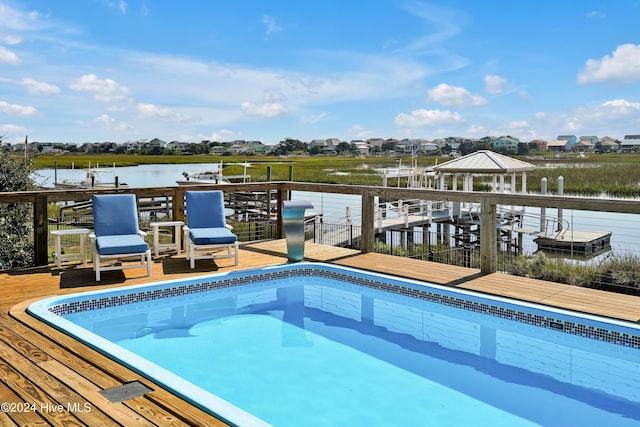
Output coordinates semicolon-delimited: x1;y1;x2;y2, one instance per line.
29;263;640;427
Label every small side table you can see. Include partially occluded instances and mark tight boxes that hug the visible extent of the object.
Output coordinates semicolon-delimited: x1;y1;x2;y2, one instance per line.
150;221;184;258
51;228;90;268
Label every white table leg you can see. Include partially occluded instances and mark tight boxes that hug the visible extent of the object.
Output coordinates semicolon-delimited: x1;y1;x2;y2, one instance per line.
153;224;160;258
55;234;62;268
80;234;87;265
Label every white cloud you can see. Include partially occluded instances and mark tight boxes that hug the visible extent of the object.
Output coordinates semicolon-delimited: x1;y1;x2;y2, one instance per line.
578;44;640;84
241;101;288;118
0;123;27;135
69;74;130;102
484;74;507;94
136;103;190;121
262;14;282;38
467;124;487;136
134;51;428;111
2;35;21;45
586;10;606;19
394;109;463;127
103;0;127;14
507;120;529;129
92;113;131;131
348;124;376;139
533;98;640;138
301;112;328;124
0;101;37;116
0;46;20;64
427;83;486;107
21;78;61;95
0;4;41;31
205;129;237;142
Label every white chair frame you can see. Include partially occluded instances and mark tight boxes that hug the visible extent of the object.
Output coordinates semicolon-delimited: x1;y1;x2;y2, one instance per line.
90;231;152;281
183;225;239;269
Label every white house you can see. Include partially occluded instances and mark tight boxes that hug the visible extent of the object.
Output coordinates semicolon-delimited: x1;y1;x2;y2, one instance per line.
621;135;640;152
547;140;571;152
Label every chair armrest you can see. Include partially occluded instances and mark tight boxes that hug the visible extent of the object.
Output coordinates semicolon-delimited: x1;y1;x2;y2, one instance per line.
225;224;233;231
138;230;147;237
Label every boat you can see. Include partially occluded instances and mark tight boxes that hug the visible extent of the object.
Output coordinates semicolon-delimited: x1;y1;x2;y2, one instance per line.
175;170;233;185
176;161;251;186
54;164;127;189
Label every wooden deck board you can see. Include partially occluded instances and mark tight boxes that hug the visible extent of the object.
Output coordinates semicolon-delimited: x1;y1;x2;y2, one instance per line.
1;240;640;425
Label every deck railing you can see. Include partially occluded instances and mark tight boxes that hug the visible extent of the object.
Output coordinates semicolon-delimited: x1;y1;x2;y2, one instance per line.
2;181;640;275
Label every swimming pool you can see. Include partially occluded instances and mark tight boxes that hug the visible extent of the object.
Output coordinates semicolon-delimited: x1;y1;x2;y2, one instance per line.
29;263;640;426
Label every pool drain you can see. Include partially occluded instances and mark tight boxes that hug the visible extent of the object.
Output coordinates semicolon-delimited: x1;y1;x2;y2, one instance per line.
100;381;153;403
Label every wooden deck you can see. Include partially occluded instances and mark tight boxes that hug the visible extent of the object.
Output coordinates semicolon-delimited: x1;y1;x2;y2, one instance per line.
2;240;640;426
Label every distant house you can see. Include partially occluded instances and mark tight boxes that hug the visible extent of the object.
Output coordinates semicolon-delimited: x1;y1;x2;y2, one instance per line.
351;140;370;155
600;136;619;144
125;138;166;151
621;135;640;152
492;135;520;151
579;135;599;145
599;136;620;153
366;138;385;149
166;141;190;152
395;139;433;154
573;140;594;152
547;140;571;152
384;138;399;149
30;141;66;154
227;140;265;154
530;139;547;150
557;135;577;146
309;138;339;154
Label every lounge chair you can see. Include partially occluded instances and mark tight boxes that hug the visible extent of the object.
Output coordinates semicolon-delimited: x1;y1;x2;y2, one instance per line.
184;190;239;269
90;194;152;281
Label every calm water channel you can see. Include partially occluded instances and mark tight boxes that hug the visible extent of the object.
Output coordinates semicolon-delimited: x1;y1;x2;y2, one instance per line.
33;163;640;259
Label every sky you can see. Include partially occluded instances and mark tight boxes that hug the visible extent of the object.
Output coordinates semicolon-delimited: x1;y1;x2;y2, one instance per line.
1;1;640;146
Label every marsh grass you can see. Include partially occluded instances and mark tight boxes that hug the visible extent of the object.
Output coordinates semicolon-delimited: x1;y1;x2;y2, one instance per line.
505;252;640;294
526;163;640;197
35;153;640;194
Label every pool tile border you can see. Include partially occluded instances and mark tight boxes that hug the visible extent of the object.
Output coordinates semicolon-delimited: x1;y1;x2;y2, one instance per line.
48;266;640;349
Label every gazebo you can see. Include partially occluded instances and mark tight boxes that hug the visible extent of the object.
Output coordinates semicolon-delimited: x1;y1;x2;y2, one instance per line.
433;150;535;194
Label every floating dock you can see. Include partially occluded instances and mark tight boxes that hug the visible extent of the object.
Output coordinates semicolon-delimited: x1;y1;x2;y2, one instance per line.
534;230;612;258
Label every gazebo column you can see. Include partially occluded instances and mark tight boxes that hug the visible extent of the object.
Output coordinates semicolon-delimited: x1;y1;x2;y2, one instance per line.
499;174;505;193
463;173;472;208
521;172;527;193
511;173;516;194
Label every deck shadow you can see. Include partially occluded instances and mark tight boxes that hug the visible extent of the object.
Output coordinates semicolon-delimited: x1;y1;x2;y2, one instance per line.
2;265;52;276
59;267;127;288
161;257;220;275
443;272;488;288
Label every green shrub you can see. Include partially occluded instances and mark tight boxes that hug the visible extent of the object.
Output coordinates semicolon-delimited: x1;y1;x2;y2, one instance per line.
0;152;36;269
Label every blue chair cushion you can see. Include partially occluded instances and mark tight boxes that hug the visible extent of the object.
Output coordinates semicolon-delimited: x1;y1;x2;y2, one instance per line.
186;191;226;229
93;194;140;236
96;234;149;255
189;227;237;245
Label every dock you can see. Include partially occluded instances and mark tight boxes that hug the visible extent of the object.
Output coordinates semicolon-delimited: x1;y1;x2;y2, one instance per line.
313;199;613;259
535;230;612;257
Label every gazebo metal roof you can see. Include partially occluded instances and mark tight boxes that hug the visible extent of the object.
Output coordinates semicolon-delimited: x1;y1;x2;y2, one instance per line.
433;150;535;174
